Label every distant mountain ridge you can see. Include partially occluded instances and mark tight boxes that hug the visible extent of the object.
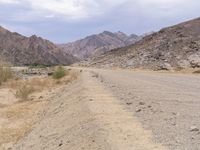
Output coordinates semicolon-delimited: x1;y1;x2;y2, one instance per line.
59;31;141;60
82;17;200;70
0;26;76;66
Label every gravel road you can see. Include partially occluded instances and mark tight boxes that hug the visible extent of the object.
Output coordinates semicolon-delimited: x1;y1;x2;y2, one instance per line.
92;69;200;150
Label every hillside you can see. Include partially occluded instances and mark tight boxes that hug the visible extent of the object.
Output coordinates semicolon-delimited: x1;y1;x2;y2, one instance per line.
59;31;140;60
0;26;76;66
83;18;200;70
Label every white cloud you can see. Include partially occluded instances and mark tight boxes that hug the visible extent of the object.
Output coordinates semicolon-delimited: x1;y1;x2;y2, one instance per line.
0;0;199;23
28;0;131;20
0;0;19;4
0;0;130;20
0;0;199;42
1;0;198;21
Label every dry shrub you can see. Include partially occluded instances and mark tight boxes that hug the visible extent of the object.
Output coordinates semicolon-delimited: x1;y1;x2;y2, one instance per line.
56;70;78;85
13;77;54;102
53;66;68;79
15;84;35;101
0;64;13;85
8;68;78;102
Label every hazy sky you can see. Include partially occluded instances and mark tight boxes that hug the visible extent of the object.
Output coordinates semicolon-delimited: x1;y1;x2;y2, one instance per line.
0;0;199;43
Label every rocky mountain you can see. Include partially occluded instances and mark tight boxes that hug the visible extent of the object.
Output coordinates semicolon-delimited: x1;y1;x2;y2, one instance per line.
0;26;76;66
59;31;140;60
82;17;200;70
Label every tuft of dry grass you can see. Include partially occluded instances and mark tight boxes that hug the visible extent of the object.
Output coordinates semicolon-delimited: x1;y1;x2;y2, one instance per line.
15;84;35;102
0;64;13;85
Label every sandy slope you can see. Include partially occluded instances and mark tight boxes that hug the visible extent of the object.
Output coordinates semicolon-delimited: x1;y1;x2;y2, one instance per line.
12;69;167;150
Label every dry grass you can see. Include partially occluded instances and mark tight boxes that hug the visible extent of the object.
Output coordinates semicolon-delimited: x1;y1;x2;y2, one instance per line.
0;96;47;148
5;100;47;119
11;70;78;102
15;84;35;102
0;123;32;145
0;69;79;148
1;68;79;102
0;64;13;85
59;71;78;84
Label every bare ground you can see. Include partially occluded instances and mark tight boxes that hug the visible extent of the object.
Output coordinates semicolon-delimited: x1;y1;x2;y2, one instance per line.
91;68;200;150
10;69;166;150
1;68;200;150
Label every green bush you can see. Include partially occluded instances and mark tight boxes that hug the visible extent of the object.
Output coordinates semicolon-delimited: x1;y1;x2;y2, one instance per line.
53;66;67;79
0;65;13;85
28;64;49;69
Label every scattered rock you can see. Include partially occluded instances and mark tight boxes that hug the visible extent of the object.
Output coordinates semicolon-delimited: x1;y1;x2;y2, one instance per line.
48;72;53;76
136;108;142;112
172;112;177;115
159;63;173;70
126;102;132;105
190;126;199;132
139;102;145;105
92;74;99;78
66;140;70;143
188;52;200;68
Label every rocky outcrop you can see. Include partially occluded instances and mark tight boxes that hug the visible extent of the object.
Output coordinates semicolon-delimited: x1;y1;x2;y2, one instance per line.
59;31;140;60
0;26;76;66
83;17;200;70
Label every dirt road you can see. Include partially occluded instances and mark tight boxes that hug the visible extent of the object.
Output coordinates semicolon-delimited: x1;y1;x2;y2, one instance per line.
11;68;200;150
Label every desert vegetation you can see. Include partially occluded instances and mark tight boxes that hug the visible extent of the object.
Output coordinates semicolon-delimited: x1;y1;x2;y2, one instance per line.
53;66;68;79
15;84;35;101
0;63;13;85
0;67;79;149
28;64;49;69
4;66;76;102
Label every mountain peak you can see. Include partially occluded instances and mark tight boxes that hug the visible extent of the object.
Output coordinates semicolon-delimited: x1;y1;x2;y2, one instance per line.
85;17;200;70
0;26;76;65
30;35;38;38
59;31;140;59
102;31;113;34
101;31;115;37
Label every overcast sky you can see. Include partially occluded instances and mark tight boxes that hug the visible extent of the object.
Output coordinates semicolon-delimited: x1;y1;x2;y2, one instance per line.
0;0;199;43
